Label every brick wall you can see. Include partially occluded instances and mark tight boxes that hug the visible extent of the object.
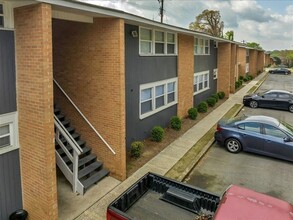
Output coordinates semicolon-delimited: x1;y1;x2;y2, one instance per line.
257;51;264;73
249;49;258;77
53;18;126;180
177;34;194;117
14;3;57;220
230;44;236;93
217;42;231;97
237;47;246;77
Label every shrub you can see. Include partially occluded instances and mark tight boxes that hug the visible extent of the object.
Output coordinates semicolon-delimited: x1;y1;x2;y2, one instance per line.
151;126;164;142
239;79;243;85
170;116;182;131
130;141;144;158
235;81;240;89
211;94;219;102
197;101;208;113
248;75;254;80
188;107;198;120
243;77;248;82
206;97;216;107
239;76;244;80
217;91;225;99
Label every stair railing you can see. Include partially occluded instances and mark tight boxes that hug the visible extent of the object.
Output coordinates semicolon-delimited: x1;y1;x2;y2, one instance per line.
53;79;116;155
54;115;84;194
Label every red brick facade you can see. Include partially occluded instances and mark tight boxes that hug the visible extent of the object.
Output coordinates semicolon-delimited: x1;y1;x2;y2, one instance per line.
217;42;231;97
230;44;236;93
53;18;126;181
177;34;194;117
237;47;247;77
257;51;264;73
249;49;258;77
14;3;57;220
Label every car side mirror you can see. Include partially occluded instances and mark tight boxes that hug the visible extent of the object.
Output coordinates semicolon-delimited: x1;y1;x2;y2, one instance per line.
283;137;292;142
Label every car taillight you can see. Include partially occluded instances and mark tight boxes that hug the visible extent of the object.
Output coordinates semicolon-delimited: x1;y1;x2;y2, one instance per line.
217;124;222;132
107;209;128;220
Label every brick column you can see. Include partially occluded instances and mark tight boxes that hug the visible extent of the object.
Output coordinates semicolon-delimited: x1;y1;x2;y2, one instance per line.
177;34;194;117
249;49;258;77
217;42;231;97
14;3;57;220
230;44;236;93
257;51;264;73
237;47;246;77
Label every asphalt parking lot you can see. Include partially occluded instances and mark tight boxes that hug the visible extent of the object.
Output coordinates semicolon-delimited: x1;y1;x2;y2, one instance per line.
185;73;293;204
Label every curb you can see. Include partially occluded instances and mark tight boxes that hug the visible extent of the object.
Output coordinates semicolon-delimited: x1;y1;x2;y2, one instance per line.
177;103;244;182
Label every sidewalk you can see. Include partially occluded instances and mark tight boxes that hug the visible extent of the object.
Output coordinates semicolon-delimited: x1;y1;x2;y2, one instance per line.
75;72;267;220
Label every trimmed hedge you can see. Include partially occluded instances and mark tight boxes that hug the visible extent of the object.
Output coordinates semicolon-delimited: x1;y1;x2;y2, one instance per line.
197;101;208;113
211;94;219;102
217;91;225;99
130;141;144;158
170;116;182;131
188;107;198;120
206;97;216;107
151;126;164;142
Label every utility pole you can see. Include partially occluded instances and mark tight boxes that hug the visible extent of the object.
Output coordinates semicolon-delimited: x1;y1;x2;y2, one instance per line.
158;0;164;23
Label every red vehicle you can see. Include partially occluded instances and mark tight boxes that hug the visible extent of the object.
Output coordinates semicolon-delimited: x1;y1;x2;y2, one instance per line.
107;173;293;220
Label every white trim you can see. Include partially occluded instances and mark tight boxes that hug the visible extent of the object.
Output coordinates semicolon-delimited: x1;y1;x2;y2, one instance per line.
0;112;19;155
140;77;178;119
52;10;93;23
194;37;210;55
194;71;210;95
139;26;177;56
213;68;218;79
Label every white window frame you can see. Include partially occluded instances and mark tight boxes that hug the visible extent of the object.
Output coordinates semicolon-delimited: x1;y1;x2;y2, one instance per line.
213;68;218;79
0;112;19;155
140;78;178;119
139;26;177;56
0;2;4;28
194;71;210;94
194;37;210;55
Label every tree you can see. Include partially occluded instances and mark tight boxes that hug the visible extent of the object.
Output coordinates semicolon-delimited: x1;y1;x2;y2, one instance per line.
272;56;281;65
224;30;234;41
189;9;224;37
246;42;263;50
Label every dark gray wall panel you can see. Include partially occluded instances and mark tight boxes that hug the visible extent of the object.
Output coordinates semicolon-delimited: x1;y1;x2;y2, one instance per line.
0;30;16;114
194;41;218;106
0;150;22;220
125;24;177;148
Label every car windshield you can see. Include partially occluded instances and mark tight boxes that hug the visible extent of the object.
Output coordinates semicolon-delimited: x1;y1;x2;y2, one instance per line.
257;90;269;96
226;116;247;125
279;121;293;135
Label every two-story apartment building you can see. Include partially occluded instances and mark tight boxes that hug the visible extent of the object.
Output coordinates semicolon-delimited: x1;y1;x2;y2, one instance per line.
0;0;266;219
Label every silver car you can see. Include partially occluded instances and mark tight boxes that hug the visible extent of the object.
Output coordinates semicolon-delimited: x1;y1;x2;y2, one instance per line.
214;115;293;162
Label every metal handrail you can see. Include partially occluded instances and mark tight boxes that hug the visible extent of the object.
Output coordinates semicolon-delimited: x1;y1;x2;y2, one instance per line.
53;78;116;155
54;115;83;193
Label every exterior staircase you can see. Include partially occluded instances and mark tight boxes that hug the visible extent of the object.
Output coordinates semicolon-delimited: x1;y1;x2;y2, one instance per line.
54;106;109;194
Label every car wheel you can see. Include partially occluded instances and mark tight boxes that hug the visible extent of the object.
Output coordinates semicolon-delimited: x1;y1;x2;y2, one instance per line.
285;72;288;75
289;105;293;113
225;138;242;153
249;100;258;108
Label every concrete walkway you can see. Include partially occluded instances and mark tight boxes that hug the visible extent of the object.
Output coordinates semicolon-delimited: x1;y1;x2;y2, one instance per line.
72;72;267;220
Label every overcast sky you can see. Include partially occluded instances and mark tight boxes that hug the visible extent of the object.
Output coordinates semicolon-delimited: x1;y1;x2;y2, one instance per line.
81;0;293;51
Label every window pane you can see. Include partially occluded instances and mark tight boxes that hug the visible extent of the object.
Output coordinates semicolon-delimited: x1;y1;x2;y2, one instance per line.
199;82;203;90
168;93;175;103
155;43;164;54
204;81;208;88
0;136;10;148
264;124;286;139
167;44;175;54
140;28;152;40
155;31;164;42
168;82;175;92
156;96;164;108
205;46;209;54
156;85;164;96
194;84;197;92
0;4;3;14
194;76;198;84
0;125;9;136
244;122;261;133
0;17;3;27
141;88;152;101
195;38;198;45
199;75;203;82
167;33;175;43
141;101;152;114
140;42;152;54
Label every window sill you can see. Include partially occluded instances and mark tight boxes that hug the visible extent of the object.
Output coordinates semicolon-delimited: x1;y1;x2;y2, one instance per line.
0;145;19;155
140;101;177;120
194;87;210;95
139;54;177;57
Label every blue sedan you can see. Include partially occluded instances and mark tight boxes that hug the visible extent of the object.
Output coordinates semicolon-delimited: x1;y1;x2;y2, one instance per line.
214;115;293;162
